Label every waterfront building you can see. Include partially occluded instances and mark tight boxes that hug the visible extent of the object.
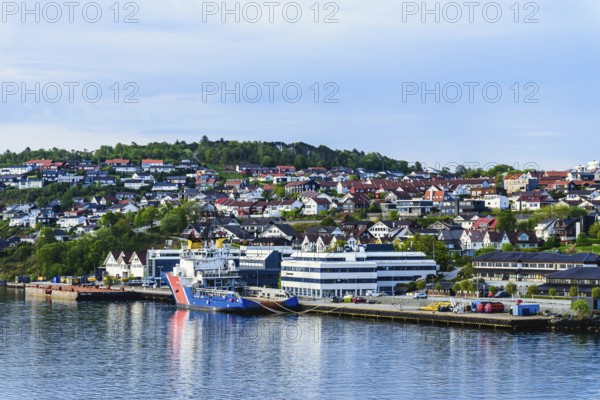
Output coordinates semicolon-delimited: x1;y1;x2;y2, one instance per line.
472;251;600;283
281;244;438;298
537;267;600;297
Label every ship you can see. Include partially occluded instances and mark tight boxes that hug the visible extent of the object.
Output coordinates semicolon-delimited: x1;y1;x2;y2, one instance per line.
162;242;299;314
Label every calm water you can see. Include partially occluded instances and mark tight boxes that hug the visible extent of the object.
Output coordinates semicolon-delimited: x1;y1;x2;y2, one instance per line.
1;287;599;400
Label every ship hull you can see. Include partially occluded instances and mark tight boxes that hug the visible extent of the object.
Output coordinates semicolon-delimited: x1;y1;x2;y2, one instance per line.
162;273;297;314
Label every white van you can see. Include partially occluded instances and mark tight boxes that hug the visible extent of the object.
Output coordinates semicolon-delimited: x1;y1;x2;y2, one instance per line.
366;290;383;297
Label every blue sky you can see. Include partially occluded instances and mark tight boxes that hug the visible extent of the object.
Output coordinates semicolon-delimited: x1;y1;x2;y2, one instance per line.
1;0;599;170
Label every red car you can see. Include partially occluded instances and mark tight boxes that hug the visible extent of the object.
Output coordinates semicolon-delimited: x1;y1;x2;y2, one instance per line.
352;296;367;304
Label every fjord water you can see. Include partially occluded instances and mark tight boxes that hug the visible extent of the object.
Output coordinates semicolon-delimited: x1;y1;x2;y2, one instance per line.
1;287;598;400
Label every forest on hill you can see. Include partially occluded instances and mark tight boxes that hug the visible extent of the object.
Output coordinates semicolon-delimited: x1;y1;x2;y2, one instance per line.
0;136;418;172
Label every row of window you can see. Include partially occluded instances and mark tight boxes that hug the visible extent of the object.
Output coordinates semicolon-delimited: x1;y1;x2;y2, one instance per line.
281;277;377;284
282;266;376;273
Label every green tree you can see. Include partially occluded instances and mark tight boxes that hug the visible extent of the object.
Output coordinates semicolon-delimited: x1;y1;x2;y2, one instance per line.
434;283;442;291
505;282;518;296
516;220;534;232
452;282;461;294
549;288;556;297
37;227;57;247
494;209;517;232
526;285;539;296
591;287;600;299
488;285;497;296
588;222;600;238
398;234;451;271
160;207;188;235
568;207;588;218
569;286;578;297
320;217;337;227
416;280;426;290
387;210;399;220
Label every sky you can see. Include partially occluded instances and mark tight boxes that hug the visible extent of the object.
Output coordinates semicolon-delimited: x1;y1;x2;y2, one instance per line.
0;0;599;170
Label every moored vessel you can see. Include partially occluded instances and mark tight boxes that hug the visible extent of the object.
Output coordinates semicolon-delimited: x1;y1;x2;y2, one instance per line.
162;243;298;314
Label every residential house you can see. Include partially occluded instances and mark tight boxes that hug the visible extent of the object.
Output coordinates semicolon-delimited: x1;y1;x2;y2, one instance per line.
303;197;332;216
472;217;498;231
368;220;406;239
396;199;433;217
505;231;539;249
423;185;453;206
438;229;465;255
341;193;371;214
262;200;302;218
504;172;539;194
483;194;509;210
152;182;179;192
284;179;320;195
257;224;297;242
460;230;486;255
141;159;164;171
440;199;486;215
453;214;480;230
57;216;87;229
103;250;147;279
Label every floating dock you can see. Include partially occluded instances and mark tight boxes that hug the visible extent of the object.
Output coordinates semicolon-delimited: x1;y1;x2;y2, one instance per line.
24;284;174;303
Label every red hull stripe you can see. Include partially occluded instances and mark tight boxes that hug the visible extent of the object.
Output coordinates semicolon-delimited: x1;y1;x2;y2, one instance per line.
166;274;190;305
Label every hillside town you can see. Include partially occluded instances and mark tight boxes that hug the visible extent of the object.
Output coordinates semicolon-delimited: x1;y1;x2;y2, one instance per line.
2;154;600;299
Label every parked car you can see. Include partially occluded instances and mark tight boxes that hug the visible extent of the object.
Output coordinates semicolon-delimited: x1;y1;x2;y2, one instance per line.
413;292;428;299
494;291;511;298
352;296;367;304
366;290;383;297
331;296;342;303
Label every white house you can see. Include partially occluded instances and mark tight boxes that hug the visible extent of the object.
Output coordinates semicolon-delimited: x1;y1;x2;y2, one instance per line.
108;203;140;214
57;216;87;229
483;194;509;210
9;213;30;227
262;200;302;218
0;165;33;175
103;250;147;279
303;197;331;216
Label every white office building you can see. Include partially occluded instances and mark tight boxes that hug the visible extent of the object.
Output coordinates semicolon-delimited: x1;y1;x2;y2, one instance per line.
281;245;438;298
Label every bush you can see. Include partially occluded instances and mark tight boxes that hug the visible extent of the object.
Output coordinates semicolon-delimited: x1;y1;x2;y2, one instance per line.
434;283;442;291
549;288;556;297
576;233;590;246
416;280;426;290
592;287;600;299
571;299;591;319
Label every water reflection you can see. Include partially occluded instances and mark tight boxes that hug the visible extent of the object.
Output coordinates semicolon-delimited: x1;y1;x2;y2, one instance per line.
2;288;600;400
